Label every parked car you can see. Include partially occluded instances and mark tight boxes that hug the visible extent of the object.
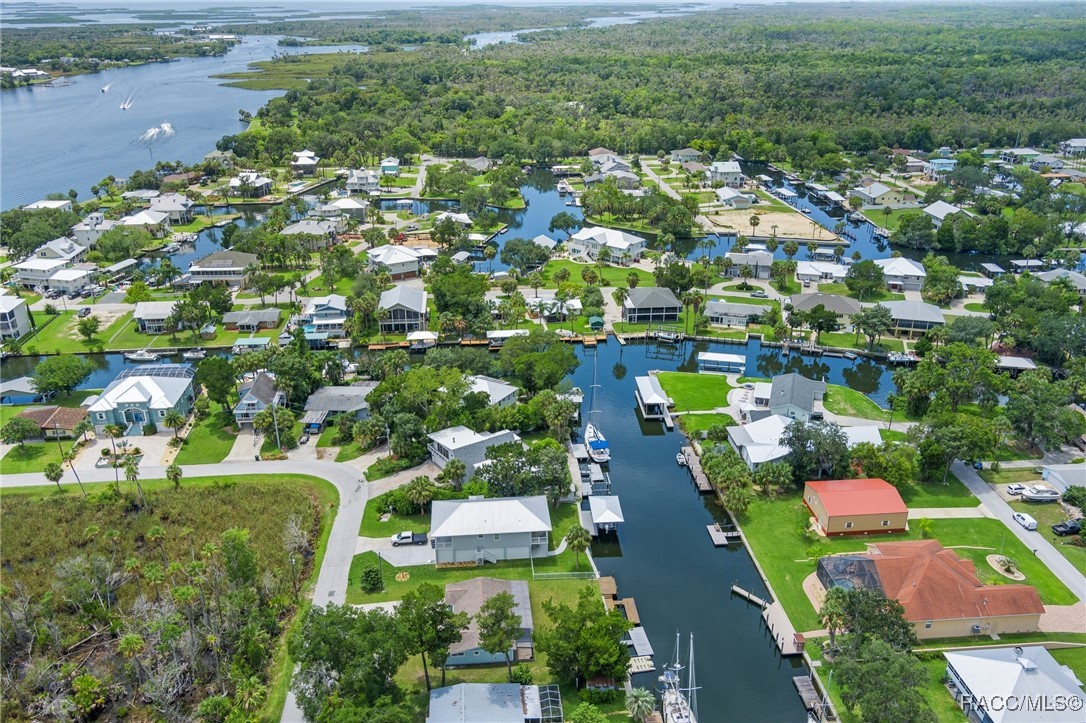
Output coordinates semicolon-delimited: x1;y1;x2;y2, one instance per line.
298;433;310;445
1021;485;1060;503
405;224;419;231
391;531;428;547
1052;520;1082;537
78;307;92;318
1006;483;1027;496
750;290;768;298
1012;512;1038;530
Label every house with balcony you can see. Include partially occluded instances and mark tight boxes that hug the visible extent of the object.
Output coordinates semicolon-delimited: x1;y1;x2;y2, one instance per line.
0;296;32;341
188;250;258;287
204;149;236;168
233;372;285;427
923;157;958;179
368;244;424;280
873;257;927;291
380;157;400;175
301;294;349;338
670;147;702;163
133;301;179;334
880;300;946;337
345;168;380;194
280;219;338;250
221;308;282;332
12;237;87;288
428;425;521;478
120;209;171;238
71;213;120;247
228;172;274;198
149;193;195;224
706;160;744;187
378;285;427;333
723;250;774;279
622;286;681;323
291;150;319;176
567;226;647;262
84;365;195;435
430;495;551;565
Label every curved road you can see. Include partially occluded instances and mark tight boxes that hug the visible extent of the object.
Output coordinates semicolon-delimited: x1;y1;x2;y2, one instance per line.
3;459;375;722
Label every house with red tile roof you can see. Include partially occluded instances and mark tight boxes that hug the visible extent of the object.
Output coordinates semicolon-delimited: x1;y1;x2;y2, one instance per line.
817;540;1044;639
803;478;908;536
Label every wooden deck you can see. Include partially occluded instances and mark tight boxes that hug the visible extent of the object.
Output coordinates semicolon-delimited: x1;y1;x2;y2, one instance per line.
793;676;826;713
762;601;805;656
616;597;640;625
680;446;712;493
707;523;742;546
599;575;618;599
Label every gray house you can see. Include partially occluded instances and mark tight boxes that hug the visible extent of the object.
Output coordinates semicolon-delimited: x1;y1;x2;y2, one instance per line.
430;496;551;565
748;373;826;422
880;300;945;337
233;372;286;426
705;300;768;327
84;365;195;435
723;251;774;280
428;425;521;477
378;285;428;333
303;382;378;421
445;577;534;666
622;286;681;323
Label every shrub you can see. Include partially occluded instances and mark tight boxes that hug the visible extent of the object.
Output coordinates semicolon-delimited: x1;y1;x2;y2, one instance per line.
71;674;106;715
359;565;383;593
1062;485;1086;511
142;422;157;436
579;688;619;705
510;664;533;685
168;437;183;448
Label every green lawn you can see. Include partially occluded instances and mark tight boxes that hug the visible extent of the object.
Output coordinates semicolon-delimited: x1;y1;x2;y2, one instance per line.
711;292;782;310
655;371;732;411
1;440;67;473
860;207;918;231
880;428;909;442
1050;647;1086;683
22;310;133;354
740;495;1078;633
1009;500;1086;575
335;441;368;462
897;474;978;508
818;331;905;352
822;384;890;422
978;468;1041;486
817;283;905;303
964;302;987;313
541;259;654;289
0;389;99;428
360;490;431;536
173;404;237;465
676;412;735;436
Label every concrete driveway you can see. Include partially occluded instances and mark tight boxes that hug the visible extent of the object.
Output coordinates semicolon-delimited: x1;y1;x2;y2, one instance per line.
355;535;435;566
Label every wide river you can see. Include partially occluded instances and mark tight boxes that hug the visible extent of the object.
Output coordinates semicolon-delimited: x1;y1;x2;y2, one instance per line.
0;36;367;210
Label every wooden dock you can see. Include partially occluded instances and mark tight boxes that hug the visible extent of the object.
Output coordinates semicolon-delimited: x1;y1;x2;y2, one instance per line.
730;585;804;656
793;676;825;713
680;446;712;493
616;598;640;625
706;523;742;546
730;584;767;608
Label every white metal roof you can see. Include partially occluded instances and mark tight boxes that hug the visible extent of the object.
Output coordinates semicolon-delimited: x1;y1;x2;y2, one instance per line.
589;496;625;524
635;375;669;406
430;496;551;537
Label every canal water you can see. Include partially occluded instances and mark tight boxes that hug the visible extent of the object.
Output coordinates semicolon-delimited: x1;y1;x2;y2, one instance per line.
0;36;368;210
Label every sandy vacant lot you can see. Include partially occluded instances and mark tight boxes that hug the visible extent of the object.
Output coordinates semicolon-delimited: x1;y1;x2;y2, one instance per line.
705;209;841;241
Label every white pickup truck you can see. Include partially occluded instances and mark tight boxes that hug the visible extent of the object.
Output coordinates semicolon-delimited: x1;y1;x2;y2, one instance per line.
390;531;428;547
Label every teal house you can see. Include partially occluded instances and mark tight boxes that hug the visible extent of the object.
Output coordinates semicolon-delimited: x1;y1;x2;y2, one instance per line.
84;365;195;435
444;577;534;666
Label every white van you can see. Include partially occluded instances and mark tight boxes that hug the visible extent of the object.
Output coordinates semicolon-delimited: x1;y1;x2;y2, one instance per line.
1012;512;1038;531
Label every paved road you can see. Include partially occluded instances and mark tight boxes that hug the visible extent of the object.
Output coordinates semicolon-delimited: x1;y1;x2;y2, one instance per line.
952;461;1086;600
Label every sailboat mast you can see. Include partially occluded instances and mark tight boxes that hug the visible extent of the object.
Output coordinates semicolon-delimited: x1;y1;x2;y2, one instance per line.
688;633;697;720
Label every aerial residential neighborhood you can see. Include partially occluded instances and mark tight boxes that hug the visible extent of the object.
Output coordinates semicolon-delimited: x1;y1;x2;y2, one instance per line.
1;2;1085;723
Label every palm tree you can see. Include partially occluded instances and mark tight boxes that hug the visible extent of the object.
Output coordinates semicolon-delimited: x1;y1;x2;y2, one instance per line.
626;271;640;289
749;214;760;237
527;272;544;298
73;419;93;444
376;307;390;341
104;423;125;491
483;245;497;274
44;462;64;492
438;458;467;489
626;687;656;722
565;526;591;569
124;455;145;506
166;463;183;489
163;408;186;439
405;475;435;513
819;586;850;654
680;291;697;333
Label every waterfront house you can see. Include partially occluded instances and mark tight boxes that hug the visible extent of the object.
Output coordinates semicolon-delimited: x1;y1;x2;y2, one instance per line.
84;365;195;435
531;234;558;252
816;540;1044;639
445;578;534;666
301;294;349;338
314;197;368;218
228;172;273;198
0;376;47;405
133;301;179;334
873;257;926;291
850;182;912;207
1060;138;1086;156
345;168;380;195
1000;148;1041;165
789;292;861;319
203;149;236;168
428;426;521;477
304;382;378;422
723;250;774;279
16;405;88;439
727;414;880;470
378;285;428;333
670;147;702;163
923;200;972;230
944;646;1085;723
746;373;826;423
435;211;473;227
467;375;519;407
524;292;582;321
47;267;94;294
221;308;281;332
705;161;744;188
120;209;171;238
795;261;847;284
291;149;319;176
462;156;493;173
13;237;86;288
880;300;945;336
233;372;285;427
715;186;755;208
585;169;640;189
426;684;559;723
634;375;670;420
71;213;120;247
705;300;769;327
368;244;423;280
622;286;681;323
1035;268;1086;299
23;199;73;212
979;263;1006;278
380;157;400;175
1010;259;1045;274
430;495;550;565
188;250;258;287
567;226;647;262
0;296;32;341
121;190;160;202
148;193;195;224
280;219;338;250
923;157;958;179
803;478;907;535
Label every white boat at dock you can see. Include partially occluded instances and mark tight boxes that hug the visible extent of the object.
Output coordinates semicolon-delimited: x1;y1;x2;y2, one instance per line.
124;349;160;363
585;422;611;464
676;452;687;467
659;633;697;723
181;348;206;361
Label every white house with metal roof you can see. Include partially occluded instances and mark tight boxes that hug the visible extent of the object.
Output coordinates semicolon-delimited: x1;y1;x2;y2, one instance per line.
12;237;87;287
567;226;647;261
727;414;881;470
923;200;973;230
873;256;927;291
467;375;519;407
427;426;521;477
368;244;424;280
378;285;427;333
430;495;551;564
345;168;380;194
706;160;744;187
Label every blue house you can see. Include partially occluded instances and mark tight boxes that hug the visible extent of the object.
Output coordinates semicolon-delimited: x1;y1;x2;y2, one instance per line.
444;577;534;666
84;365;195;435
1;376;49;406
233;372;286;426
